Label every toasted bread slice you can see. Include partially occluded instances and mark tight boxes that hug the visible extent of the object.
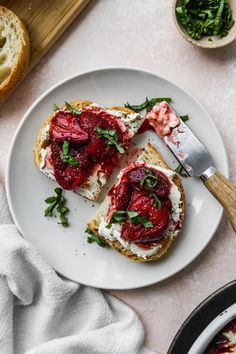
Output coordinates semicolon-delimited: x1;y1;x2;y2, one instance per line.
87;143;185;262
34;100;143;201
0;6;30;103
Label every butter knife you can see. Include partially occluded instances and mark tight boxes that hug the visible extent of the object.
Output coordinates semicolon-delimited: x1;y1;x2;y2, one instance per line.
147;103;236;232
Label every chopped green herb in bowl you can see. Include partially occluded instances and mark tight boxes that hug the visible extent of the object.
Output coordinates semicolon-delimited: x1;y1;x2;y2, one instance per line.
172;0;236;48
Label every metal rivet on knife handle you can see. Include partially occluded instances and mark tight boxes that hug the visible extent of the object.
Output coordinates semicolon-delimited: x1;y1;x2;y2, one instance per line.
204;172;236;233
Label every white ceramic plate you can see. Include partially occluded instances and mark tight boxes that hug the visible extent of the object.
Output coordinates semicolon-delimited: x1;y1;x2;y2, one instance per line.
6;67;228;290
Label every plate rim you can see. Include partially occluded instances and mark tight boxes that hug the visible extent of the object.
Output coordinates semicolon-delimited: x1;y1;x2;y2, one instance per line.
5;66;229;289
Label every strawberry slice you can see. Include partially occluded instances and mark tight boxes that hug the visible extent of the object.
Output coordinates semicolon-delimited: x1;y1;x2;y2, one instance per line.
121;191;170;243
126;166;170;198
50;111;89;144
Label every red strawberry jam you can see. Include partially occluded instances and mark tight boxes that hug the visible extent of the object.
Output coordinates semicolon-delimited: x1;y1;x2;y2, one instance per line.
108;163;173;247
137;119;153;134
48;105;132;190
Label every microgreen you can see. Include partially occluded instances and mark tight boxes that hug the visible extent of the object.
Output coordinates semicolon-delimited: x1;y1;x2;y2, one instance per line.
44;188;69;227
86;228;108;248
125;97;172;113
95;127;125;153
127;210;153;228
61;141;80;167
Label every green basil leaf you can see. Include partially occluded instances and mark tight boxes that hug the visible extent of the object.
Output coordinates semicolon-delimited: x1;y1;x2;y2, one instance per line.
180;115;189;123
60;213;69;227
65;102;82;115
45;196;57;203
44;200;58;217
127;211;153;228
175;164;188;177
147;97;172;112
125;97;172;113
44;188;70;227
53;104;60;111
67;156;80;166
55;187;63;197
106;210;126;229
86;228;108;248
149;193;162;209
61;141;80;167
176;0;234;40
140;169;158;188
62;140;69;155
127;210;138;218
58;206;69;215
96;127;125;154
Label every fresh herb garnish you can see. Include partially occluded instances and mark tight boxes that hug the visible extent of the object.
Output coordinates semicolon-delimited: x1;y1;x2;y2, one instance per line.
140;169;158;188
105;209;153;229
61;141;80;167
44;187;69;227
149;193;162;209
175;164;188;177
95;127;125;154
180;115;189;123
127;210;153;228
125;97;172;113
106;210;126;229
176;0;235;40
53;103;60;111
65;102;82;115
86;228;108;248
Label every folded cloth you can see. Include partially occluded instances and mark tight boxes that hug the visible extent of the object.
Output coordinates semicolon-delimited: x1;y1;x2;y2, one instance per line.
0;184;153;354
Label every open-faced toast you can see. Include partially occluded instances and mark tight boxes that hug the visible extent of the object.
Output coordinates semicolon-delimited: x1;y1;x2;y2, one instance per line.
34;100;144;201
87;143;185;262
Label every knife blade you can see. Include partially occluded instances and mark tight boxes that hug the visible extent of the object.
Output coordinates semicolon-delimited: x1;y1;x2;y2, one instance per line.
146;101;236;232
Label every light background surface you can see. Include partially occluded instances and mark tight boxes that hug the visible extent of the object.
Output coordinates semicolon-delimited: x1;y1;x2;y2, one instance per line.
0;1;236;353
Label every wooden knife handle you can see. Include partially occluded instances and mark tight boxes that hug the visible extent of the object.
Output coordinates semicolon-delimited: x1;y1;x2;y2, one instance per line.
204;172;236;233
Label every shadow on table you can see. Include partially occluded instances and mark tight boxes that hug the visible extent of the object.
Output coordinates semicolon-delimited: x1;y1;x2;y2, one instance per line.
197;40;236;63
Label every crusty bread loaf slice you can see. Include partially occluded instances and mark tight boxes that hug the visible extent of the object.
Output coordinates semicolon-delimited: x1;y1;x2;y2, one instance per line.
0;6;30;103
34;100;142;201
87;143;185;262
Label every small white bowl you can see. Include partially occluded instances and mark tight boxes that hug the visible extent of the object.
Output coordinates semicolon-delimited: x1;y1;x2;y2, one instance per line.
188;303;236;354
172;0;236;48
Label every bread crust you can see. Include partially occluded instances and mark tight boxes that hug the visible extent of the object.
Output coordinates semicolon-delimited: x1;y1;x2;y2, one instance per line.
87;143;185;262
0;6;30;103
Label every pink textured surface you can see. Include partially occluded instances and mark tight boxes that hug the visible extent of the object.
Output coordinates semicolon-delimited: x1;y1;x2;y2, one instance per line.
0;1;236;353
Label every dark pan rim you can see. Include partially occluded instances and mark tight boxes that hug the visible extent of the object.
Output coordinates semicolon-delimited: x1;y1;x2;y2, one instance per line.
167;280;236;354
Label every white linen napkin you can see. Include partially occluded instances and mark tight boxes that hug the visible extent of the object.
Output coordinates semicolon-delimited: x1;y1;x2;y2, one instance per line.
0;184;154;354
